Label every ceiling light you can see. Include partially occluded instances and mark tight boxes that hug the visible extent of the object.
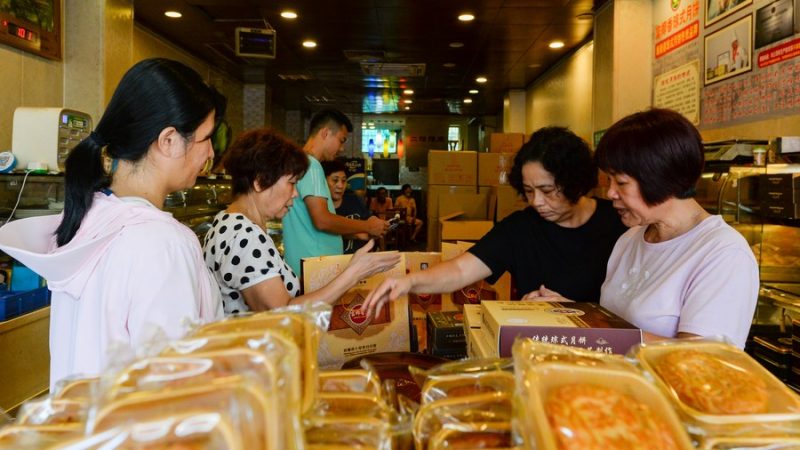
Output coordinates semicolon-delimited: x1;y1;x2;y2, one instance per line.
280;10;298;19
404;106;411;110
463;98;473;104
403;99;413;104
458;13;475;22
475;76;487;83
302;40;317;48
549;41;565;49
403;89;414;95
449;42;464;48
576;12;594;21
164;11;182;18
443;63;456;68
469;89;479;94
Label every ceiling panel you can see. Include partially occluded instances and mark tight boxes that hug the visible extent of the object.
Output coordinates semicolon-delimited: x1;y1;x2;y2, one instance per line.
133;0;607;116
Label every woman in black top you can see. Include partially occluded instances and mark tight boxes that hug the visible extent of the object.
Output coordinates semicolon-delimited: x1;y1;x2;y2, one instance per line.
363;127;627;316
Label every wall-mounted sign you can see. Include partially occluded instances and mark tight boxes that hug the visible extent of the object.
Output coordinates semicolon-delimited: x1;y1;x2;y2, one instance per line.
654;61;701;124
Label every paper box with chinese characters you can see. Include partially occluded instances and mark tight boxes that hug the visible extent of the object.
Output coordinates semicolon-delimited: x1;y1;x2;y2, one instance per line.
481;301;642;357
302;253;410;369
404;252;457;352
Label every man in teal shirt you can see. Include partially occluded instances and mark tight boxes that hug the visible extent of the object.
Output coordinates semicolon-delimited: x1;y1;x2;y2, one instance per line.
283;109;389;275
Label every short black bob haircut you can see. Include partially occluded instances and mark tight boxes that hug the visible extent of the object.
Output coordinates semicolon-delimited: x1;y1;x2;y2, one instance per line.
508;126;597;204
594;108;704;206
223;128;309;196
321;159;347;177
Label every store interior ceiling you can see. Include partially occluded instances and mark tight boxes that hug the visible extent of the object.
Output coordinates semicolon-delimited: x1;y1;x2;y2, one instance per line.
133;0;606;117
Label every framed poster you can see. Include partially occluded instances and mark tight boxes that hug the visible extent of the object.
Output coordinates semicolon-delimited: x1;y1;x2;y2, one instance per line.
754;0;795;48
704;15;753;84
706;0;753;26
0;0;61;60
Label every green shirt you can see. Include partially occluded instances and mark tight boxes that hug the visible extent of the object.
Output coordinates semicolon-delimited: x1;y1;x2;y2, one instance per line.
282;155;343;275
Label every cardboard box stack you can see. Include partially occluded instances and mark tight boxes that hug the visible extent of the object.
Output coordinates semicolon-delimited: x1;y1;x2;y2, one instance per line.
489;132;525;153
479;301;643;357
427;150;492;250
426;311;467;359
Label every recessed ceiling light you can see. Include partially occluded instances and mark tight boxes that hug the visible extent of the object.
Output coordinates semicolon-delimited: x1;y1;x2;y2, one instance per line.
280;10;298;19
403;89;414;95
549;41;565;49
443;63;456;68
463;98;473;104
302;40;317;48
576;12;594;21
476;76;488;83
449;42;464;48
469;89;479;94
458;13;475;22
403;99;413;104
528;63;542;68
404;106;411;110
164;11;182;18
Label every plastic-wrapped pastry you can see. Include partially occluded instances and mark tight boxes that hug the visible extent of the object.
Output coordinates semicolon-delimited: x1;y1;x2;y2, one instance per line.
52;377;98;402
52;412;239;449
414;392;512;450
15;399;86;426
653;349;768;415
93;377;271;450
429;422;513;449
0;425;80;450
318;369;382;396
545;383;680;450
420;371;515;405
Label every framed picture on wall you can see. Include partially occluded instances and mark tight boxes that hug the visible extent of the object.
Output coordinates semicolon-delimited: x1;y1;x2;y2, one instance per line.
0;1;61;60
704;15;753;84
706;0;753;26
754;0;795;48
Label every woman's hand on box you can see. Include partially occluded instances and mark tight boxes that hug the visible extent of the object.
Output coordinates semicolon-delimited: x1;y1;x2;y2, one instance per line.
345;239;401;281
520;284;572;302
363;276;411;320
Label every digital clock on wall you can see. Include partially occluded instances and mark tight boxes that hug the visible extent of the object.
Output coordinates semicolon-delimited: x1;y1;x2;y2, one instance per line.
0;2;61;61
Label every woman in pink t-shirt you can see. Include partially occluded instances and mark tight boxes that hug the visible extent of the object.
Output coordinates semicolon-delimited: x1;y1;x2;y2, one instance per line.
595;109;758;348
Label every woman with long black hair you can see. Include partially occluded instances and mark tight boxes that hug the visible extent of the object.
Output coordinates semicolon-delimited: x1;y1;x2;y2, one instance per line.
0;58;227;387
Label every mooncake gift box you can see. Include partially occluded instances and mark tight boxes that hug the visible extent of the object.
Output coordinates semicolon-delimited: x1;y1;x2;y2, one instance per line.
404;252;456;352
426;310;466;350
303;253;410;369
481;301;642;357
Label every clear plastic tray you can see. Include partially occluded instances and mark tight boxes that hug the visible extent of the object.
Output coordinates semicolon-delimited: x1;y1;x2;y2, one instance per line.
0;425;81;450
633;340;800;435
318;369;382;396
420;371;515;405
520;362;694;450
429;422;513;449
699;436;800;450
414;392;512;450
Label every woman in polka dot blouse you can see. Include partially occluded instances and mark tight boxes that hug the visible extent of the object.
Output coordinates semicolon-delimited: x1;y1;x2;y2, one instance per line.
204;128;400;314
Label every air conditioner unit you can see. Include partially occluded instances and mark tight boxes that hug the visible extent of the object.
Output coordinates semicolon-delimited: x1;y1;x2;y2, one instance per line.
235;28;276;59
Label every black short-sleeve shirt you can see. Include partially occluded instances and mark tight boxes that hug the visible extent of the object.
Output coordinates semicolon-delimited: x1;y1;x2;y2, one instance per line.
335;194;372;254
468;199;627;302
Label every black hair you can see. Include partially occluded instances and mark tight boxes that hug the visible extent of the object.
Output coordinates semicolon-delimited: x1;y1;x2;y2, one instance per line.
595;108;704;206
56;58;227;246
508;126;597;204
401;184;412;192
308;109;353;137
321;159;347;177
224;128;309;196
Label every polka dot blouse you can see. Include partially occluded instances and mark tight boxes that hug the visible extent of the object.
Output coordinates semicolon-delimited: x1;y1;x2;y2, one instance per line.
203;211;300;314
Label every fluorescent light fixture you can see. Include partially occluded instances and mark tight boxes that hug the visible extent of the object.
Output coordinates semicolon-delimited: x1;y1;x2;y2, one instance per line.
468;89;479;94
302;40;317;48
476;76;488;83
463;98;473;104
549;41;565;49
458;13;475;21
280;10;298;19
164;11;182;18
403;89;414;95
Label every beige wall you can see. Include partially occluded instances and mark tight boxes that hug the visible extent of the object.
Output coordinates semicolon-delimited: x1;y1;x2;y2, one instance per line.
0;1;244;152
526;41;594;143
0;46;63;151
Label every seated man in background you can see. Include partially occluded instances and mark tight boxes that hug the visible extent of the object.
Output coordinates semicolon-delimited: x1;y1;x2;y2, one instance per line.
323;159;372;254
369;187;393;219
394;183;423;243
